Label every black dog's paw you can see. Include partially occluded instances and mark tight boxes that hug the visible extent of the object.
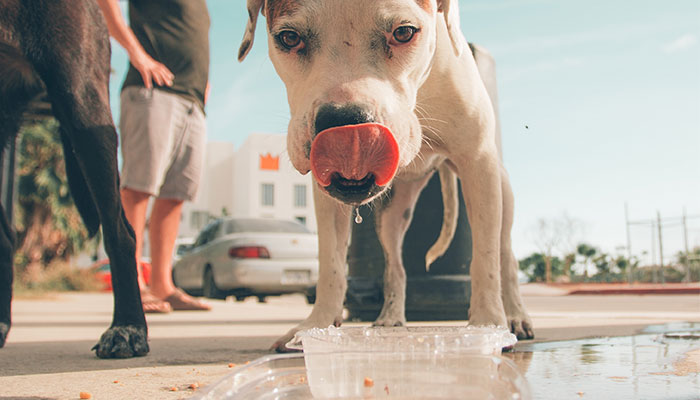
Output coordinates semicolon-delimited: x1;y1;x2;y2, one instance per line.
0;322;9;348
92;325;149;359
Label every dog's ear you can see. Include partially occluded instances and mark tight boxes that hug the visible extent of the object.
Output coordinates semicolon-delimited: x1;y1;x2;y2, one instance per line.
238;0;265;62
437;0;465;57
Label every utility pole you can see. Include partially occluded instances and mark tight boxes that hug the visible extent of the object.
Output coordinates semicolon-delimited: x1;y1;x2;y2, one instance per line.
627;205;700;284
625;203;633;284
657;211;665;284
683;208;690;283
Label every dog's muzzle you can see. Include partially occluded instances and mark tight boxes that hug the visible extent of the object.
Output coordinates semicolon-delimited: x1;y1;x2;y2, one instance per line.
310;123;399;203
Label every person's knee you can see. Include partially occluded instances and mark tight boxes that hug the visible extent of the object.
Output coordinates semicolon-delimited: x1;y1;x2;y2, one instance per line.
154;197;184;208
121;187;151;203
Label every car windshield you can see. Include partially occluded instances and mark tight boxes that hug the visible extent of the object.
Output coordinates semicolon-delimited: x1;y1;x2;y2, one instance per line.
225;219;311;234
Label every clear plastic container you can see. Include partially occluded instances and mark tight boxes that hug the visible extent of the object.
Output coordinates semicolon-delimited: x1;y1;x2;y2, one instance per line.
192;352;531;400
291;326;517;356
293;326;523;399
193;326;529;399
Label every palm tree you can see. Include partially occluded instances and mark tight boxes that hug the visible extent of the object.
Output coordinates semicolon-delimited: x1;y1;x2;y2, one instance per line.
577;243;597;279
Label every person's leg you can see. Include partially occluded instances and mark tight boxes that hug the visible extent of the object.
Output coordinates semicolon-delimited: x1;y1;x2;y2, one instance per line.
147;197;183;298
152;94;210;311
120;188;150;288
149;196;211;310
118;88;178;313
120;188;172;313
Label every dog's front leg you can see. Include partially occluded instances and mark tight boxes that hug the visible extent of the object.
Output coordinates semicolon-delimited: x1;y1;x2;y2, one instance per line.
499;167;534;339
374;175;433;327
272;183;352;352
455;153;508;328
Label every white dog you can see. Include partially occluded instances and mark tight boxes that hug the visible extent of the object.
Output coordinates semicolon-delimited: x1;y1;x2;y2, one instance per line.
238;0;533;352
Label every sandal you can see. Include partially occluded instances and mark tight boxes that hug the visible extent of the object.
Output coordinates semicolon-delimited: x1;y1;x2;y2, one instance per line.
141;289;172;314
164;288;212;311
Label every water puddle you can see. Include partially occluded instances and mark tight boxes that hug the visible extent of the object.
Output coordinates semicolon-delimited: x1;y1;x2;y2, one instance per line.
504;322;700;399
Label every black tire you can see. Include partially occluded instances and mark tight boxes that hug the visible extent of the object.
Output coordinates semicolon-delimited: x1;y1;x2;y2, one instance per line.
202;266;226;300
171;267;179;288
305;286;316;304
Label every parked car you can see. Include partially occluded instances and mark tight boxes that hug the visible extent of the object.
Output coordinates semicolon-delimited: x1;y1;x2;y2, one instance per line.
90;258;152;292
172;217;319;302
173;237;195;263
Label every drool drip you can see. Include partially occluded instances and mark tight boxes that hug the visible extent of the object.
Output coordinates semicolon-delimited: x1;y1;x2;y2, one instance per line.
354;207;363;224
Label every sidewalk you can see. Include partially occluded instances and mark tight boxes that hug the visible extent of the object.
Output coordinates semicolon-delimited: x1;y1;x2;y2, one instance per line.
0;287;698;399
520;282;700;296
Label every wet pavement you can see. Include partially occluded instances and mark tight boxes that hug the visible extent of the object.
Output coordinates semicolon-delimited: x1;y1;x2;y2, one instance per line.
506;322;700;400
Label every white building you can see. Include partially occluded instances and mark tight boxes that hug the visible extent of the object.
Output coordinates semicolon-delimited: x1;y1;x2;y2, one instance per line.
180;133;317;239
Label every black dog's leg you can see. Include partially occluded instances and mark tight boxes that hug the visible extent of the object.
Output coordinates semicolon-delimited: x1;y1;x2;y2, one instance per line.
0;40;44;348
0;204;15;348
29;2;148;358
48;102;148;359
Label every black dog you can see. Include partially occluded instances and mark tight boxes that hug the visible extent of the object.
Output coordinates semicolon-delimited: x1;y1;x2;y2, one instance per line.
0;0;148;358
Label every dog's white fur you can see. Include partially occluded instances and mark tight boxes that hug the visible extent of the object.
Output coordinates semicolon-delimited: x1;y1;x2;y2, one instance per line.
239;0;533;351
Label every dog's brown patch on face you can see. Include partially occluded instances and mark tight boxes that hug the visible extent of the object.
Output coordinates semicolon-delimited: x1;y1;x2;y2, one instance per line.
415;0;433;13
266;0;301;29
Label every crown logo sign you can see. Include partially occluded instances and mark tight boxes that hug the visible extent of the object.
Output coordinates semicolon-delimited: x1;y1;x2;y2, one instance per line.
259;153;280;171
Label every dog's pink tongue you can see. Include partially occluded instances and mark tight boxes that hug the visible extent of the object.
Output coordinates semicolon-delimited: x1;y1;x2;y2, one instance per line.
310;123;399;187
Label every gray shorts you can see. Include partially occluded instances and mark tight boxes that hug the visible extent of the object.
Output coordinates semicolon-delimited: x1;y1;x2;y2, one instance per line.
119;87;206;201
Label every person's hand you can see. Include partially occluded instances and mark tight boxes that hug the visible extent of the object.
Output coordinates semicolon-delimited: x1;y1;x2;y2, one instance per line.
129;50;174;89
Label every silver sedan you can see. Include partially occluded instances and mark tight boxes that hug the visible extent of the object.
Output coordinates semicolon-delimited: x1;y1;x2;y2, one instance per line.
172;217;319;302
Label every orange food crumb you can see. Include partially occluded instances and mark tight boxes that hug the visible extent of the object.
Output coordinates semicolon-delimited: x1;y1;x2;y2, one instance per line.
364;377;374;387
189;382;200;390
228;363;236;368
79;392;92;399
113;380;119;384
169;387;179;392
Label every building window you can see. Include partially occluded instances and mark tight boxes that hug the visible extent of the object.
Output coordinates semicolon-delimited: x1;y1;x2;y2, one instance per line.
295;216;307;226
294;184;307;208
261;183;274;206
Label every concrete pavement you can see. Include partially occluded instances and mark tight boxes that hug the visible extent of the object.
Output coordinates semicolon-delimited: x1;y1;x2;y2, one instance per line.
0;285;698;399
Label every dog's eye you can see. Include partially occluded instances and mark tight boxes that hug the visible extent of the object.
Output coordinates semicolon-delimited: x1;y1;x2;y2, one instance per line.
392;26;417;43
278;30;302;49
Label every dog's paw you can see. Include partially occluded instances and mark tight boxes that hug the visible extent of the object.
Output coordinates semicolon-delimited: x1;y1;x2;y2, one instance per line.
503;299;535;340
508;316;534;340
271;315;343;353
372;318;405;327
373;297;406;327
468;306;507;329
372;309;406;327
92;325;149;359
0;322;9;348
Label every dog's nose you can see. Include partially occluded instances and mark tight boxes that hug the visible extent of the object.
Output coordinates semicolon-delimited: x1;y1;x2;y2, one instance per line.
310;122;399;203
314;103;375;135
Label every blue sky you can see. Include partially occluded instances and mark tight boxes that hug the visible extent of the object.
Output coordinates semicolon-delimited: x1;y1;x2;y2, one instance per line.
108;0;700;262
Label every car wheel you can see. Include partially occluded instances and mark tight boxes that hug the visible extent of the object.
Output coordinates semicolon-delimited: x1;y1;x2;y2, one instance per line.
203;266;226;300
305;286;316;304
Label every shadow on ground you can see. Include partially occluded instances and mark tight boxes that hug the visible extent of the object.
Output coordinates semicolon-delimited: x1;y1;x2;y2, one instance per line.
0;336;278;376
